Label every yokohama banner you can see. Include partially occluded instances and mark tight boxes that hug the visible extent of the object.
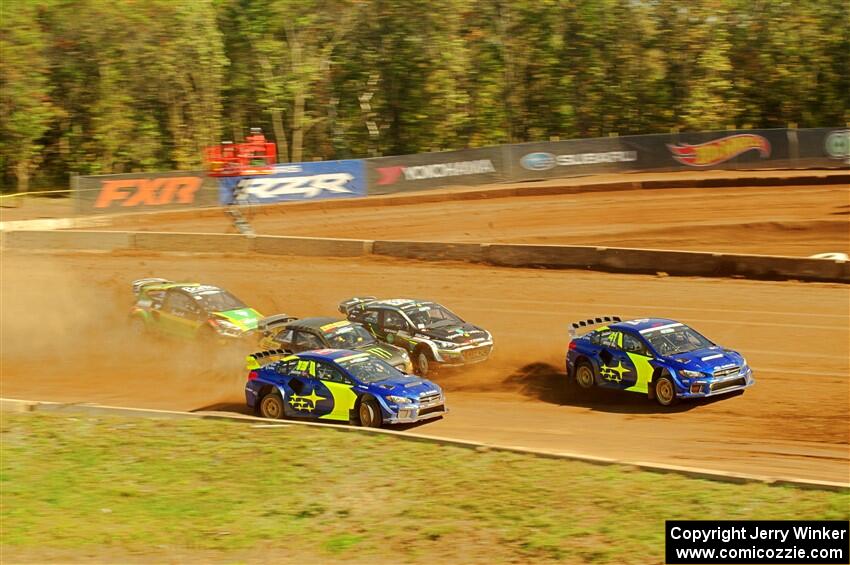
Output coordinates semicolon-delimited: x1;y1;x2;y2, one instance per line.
74;170;219;214
366;147;505;194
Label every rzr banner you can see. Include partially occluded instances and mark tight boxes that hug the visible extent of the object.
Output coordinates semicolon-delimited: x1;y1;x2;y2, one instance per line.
74;171;219;214
366;147;505;194
218;159;366;205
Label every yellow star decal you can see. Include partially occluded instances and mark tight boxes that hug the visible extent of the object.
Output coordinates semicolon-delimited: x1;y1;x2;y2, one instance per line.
602;360;630;383
288;390;327;412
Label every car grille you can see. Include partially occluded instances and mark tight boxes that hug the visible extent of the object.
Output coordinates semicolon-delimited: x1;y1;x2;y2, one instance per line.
710;377;746;392
419;391;441;405
419;405;445;416
463;345;492;362
713;366;740;378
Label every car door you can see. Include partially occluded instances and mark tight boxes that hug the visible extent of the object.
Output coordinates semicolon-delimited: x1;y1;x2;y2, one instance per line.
315;361;358;422
378;309;415;352
158;291;203;338
620;331;655;394
278;357;330;419
259;327;293;350
358;308;381;337
597;331;639;390
291;330;324;352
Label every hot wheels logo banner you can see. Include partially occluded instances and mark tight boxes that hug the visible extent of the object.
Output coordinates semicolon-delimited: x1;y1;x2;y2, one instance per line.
667;134;771;167
220;160;366;204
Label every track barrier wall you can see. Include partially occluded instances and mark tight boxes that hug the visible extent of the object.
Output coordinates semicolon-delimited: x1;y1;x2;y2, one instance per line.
3;230;848;283
65;127;849;213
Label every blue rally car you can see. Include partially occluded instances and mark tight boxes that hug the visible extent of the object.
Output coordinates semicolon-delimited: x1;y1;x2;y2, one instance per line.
245;348;446;427
566;317;754;406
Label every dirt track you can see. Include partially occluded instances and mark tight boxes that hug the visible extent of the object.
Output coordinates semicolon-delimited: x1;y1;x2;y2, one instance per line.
103;183;850;257
2;251;847;483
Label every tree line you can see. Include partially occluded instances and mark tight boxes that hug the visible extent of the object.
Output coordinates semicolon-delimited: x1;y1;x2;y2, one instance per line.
1;0;848;191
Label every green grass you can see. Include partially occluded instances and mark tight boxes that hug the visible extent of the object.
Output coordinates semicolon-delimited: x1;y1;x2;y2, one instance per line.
1;412;847;564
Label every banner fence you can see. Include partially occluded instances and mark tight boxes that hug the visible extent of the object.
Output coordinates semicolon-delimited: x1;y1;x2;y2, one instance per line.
72;127;849;214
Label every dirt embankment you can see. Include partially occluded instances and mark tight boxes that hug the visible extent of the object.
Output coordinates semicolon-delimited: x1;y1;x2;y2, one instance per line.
101;184;850;257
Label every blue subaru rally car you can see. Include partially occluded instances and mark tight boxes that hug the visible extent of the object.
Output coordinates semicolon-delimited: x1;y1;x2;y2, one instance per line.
245;348;446;427
566;317;754;406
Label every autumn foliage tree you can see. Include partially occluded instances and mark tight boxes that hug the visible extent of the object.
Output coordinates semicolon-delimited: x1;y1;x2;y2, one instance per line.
1;0;847;191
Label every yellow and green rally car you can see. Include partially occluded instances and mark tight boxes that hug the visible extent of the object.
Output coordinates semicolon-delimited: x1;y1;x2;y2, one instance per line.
130;278;262;340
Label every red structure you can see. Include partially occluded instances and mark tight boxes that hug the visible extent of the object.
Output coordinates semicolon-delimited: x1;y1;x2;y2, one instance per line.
204;128;277;177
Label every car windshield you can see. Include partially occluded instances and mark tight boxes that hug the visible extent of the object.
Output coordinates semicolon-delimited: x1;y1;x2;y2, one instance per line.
323;324;376;349
193;289;246;312
337;355;404;383
645;325;713;355
405;303;461;328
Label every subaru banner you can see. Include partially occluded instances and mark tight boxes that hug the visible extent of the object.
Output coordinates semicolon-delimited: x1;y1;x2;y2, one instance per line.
219;159;366;205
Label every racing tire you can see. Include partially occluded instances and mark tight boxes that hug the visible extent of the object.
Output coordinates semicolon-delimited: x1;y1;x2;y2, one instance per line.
259;392;286;419
414;349;431;377
358;397;383;428
654;375;679;407
574;360;596;391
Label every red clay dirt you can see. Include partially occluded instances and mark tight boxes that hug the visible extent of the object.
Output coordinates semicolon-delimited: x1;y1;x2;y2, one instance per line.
2;251;847;483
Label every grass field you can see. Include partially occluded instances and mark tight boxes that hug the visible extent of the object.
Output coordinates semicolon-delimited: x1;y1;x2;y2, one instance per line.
1;412;847;564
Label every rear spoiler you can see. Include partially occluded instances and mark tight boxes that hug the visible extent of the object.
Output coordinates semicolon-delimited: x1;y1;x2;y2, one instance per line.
338;296;377;315
569;316;622;338
132;278;172;297
257;314;298;334
245;348;293;370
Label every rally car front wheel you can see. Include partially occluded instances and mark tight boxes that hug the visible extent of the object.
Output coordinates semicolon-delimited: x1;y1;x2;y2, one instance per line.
654;375;679;407
260;393;285;419
359;397;383;428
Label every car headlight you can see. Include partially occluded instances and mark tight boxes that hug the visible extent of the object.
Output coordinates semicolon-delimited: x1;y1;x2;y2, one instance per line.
679;369;703;379
399;350;410;361
435;340;458;349
385;395;413;405
214;320;243;334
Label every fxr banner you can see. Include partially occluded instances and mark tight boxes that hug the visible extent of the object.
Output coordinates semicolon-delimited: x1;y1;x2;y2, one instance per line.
75;171;220;214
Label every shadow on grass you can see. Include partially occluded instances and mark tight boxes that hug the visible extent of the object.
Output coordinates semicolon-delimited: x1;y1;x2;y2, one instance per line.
504;362;741;414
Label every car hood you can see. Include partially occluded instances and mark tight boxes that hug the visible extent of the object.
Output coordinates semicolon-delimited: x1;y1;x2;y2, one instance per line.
668;347;745;374
352;343;408;367
214;308;263;331
414;322;490;345
367;375;442;400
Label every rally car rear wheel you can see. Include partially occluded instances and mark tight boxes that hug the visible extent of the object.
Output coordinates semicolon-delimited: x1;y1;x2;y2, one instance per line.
654;375;679;407
260;393;285;419
575;361;596;390
359;397;383;428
